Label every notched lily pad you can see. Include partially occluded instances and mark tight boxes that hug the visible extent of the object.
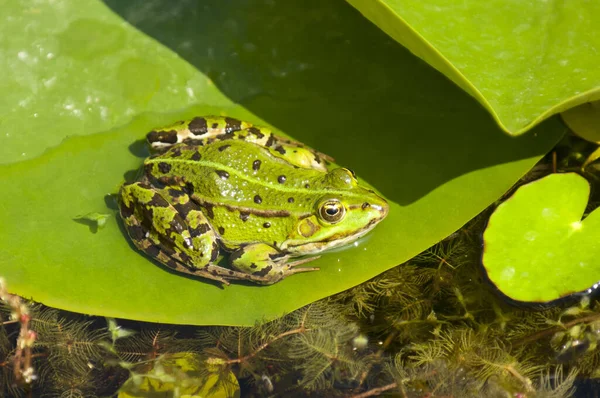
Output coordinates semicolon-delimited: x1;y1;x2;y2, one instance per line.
483;173;600;303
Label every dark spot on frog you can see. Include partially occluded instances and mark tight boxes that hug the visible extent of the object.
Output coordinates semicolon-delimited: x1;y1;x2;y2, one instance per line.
254;195;262;204
143;163;154;176
169;147;182;157
274;145;286;155
278;175;286;184
253;265;272;277
148;193;169;208
304;183;310;189
158;162;172;173
287;197;295;203
191;223;211;237
225;117;242;133
218;226;225;235
252;160;261;171
211;242;219;261
362;202;371;210
168;188;185;198
165;259;178;270
119;200;134;218
188;117;208;135
183;138;204;146
184;182;195;195
237;134;246;140
174;201;195;217
216;170;230;180
178;251;192;264
190;152;201;161
268;252;284;260
239;212;250;222
126;225;145;241
263;222;271;228
228;270;234;275
203;203;215;219
229;249;243;263
250;263;257;269
265;134;275;147
144;244;161;257
212;122;219;129
147;129;178;144
218;144;231;152
215;133;234;141
247;127;264;139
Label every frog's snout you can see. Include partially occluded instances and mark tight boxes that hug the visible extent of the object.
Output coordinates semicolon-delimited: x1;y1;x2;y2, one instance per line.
359;196;389;222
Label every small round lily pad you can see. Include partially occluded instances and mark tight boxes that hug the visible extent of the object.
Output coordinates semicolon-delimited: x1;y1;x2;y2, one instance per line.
483;173;600;303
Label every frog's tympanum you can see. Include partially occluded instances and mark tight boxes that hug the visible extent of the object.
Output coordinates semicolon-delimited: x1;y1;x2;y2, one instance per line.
118;116;389;285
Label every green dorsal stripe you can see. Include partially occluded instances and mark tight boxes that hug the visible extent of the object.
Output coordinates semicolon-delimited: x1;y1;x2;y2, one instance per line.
147;158;367;198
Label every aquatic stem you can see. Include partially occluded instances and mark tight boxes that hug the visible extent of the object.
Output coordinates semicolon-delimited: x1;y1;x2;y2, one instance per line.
347;382;399;398
226;311;311;365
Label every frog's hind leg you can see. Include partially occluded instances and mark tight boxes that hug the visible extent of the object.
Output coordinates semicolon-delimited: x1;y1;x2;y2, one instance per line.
119;182;228;284
228;243;320;285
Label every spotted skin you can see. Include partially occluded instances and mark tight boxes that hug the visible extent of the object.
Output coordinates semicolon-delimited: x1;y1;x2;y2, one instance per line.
147;116;333;171
119;180;317;285
118;116;389;285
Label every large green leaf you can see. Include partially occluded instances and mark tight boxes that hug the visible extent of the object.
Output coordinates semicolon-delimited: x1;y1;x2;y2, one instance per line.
346;0;600;135
0;0;228;164
1;0;564;326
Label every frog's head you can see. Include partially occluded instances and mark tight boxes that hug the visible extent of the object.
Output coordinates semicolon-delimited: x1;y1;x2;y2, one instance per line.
284;168;389;254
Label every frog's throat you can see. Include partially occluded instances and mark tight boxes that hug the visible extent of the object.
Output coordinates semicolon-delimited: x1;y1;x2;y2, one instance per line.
282;217;381;255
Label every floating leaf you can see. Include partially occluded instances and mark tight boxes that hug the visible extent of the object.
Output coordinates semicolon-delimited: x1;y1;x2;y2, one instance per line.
0;0;564;325
483;173;600;303
74;212;111;233
347;0;600;135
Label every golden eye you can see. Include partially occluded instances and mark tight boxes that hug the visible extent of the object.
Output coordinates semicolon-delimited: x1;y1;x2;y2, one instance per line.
319;199;346;223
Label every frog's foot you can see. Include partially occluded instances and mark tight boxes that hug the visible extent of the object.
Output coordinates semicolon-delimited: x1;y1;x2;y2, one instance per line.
229;243;320;285
163;260;230;285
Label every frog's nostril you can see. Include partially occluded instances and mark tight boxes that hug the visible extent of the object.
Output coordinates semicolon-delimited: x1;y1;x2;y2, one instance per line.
361;202;370;210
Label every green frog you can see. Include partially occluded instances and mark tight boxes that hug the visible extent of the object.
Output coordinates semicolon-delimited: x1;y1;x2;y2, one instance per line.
118;116;389;285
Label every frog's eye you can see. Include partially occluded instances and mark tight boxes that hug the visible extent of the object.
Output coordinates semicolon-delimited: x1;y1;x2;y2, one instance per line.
318;199;346;224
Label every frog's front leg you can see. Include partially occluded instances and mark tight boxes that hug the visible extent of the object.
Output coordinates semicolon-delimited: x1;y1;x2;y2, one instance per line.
229;243;320;285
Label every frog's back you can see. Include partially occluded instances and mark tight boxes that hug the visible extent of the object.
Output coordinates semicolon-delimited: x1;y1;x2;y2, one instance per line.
145;140;325;248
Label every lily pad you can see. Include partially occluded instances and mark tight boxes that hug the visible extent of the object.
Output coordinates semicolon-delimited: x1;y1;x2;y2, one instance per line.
483;173;600;303
0;0;565;325
347;0;600;135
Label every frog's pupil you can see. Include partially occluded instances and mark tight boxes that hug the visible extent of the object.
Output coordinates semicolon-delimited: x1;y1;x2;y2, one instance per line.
326;207;338;216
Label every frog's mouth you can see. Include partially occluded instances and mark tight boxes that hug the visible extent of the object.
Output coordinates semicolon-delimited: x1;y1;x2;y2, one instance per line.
283;208;387;255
